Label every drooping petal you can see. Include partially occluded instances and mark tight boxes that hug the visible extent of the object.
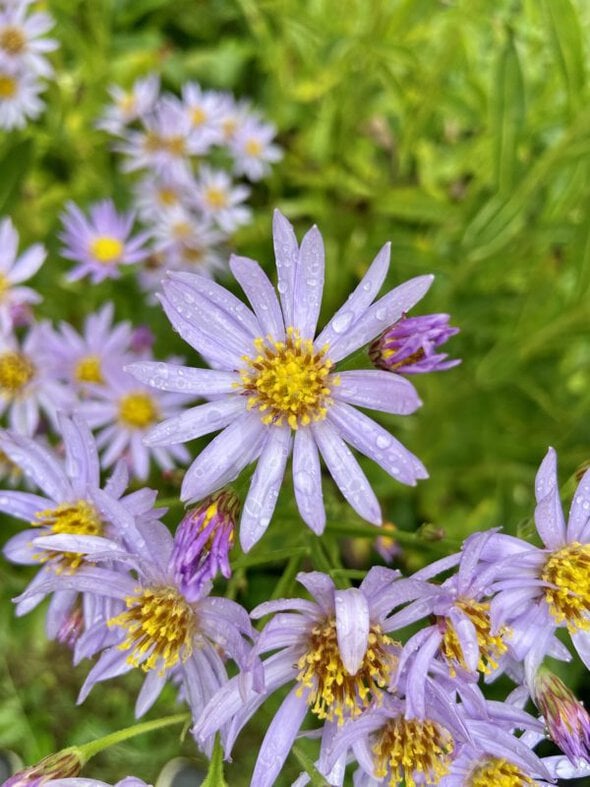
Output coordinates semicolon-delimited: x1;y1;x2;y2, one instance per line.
273;209;299;326
534;447;566;549
127;361;238;395
230;254;285;339
0;490;50;521
296;571;336;615
135;670;167;717
0;431;69;501
334;588;370;675
145;397;245;446
334;370;421;415
58;412;100;489
292;225;325;339
292;427;325;535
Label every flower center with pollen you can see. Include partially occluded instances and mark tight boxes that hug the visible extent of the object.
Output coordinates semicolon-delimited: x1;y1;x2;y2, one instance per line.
118;391;159;429
0;26;26;55
33;500;103;573
296;617;394;724
108;586;196;673
468;757;534;786
0;351;35;397
0;73;16;99
240;327;338;429
372;716;454;787
90;236;124;264
74;354;103;384
541;542;590;632
440;599;508;675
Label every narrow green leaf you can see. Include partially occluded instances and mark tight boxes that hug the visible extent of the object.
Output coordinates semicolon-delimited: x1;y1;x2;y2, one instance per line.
543;0;585;117
491;29;525;194
0;137;33;214
201;735;228;787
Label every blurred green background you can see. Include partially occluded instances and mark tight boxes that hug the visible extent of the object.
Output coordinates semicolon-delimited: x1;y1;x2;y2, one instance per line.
2;0;590;783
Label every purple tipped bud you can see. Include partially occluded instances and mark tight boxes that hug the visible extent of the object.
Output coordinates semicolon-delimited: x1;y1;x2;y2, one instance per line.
129;325;155;355
5;748;83;786
170;490;239;601
369;313;460;374
375;522;402;564
56;604;84;649
533;667;590;766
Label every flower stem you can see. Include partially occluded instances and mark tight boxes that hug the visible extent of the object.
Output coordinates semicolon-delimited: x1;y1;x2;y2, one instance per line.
78;712;190;762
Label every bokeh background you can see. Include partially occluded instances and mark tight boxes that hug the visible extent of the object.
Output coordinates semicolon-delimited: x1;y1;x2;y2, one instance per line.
2;0;590;783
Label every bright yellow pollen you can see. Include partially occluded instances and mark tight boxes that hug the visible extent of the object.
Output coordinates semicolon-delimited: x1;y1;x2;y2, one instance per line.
245;138;263;157
0;74;16;99
542;542;590;632
90;236;124;264
441;599;508;676
108;586;196;674
373;716;454;787
118;392;159;429
204;187;228;210
191;106;207;125
468;757;534;786
296;618;394;724
33;500;103;573
240;327;338;430
0;272;9;299
74;355;103;384
0;351;35;397
0;26;25;55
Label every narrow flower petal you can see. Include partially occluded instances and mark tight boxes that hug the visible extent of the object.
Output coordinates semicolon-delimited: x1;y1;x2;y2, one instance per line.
534;447;566;549
0;490;50;521
58;412;100;490
292;225;325;339
334;588;370;675
273;209;299;326
292;427;326;535
0;432;69;501
230;254;285;339
127;361;238;395
334;370;421;415
145;397;245;446
567;466;590;542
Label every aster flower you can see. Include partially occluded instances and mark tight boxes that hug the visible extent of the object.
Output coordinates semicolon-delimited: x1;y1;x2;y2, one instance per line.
0;1;58;77
132;171;195;223
181;82;227;140
369;313;460;374
129;211;432;550
150;206;225;275
0;62;43;129
97;74;160;135
78;367;191;481
0;216;45;331
0;324;73;435
193;568;426;786
193;166;251;232
229;115;282;181
59;200;150;284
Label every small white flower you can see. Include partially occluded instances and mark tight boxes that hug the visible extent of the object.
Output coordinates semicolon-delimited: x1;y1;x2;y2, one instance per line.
0;216;45;332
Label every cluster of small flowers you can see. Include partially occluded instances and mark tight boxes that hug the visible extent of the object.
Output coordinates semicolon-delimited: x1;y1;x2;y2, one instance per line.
57;75;282;291
0;0;58;130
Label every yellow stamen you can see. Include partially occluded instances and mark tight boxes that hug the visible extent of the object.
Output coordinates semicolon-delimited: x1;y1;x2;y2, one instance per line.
74;355;103;384
0;351;35;397
108;586;196;674
116;92;136;114
191;106;207;126
468;757;534;786
0;73;17;99
90;236;124;265
0;272;10;300
118;391;159;429
440;599;508;676
204;187;228;210
239;327;338;429
166;136;186;156
222;118;237;138
0;26;25;55
542;542;590;632
372;716;454;787
33;500;103;573
295;617;395;724
245;138;263;157
158;187;178;206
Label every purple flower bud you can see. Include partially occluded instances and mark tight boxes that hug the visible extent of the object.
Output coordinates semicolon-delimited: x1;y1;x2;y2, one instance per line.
375;521;402;563
129;325;155;355
369;313;460;374
170;490;239;601
533;667;590;765
56;604;84;649
5;748;82;786
9;302;34;328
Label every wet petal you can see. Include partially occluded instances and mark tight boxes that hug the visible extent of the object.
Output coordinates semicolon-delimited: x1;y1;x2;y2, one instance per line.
230;254;285;339
273;209;299;326
292;427;325;535
127;361;238;395
292;225;325;339
334;370;421;415
145;397;245;446
334;588;369;675
534;447;566;549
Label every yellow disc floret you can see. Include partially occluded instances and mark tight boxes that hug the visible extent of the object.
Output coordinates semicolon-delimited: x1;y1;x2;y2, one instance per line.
204;187;228;210
372;716;454;787
296;617;394;724
240;327;338;429
468;757;534;786
90;236;124;265
440;599;508;676
118;391;159;429
108;586;196;674
0;351;35;397
0;26;26;55
74;354;103;384
33;500;103;573
245;138;263;157
542;542;590;632
0;73;16;99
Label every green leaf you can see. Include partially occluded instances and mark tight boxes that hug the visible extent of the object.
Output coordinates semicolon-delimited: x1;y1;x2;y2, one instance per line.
543;0;586;118
491;29;525;194
0;137;33;214
201;735;228;787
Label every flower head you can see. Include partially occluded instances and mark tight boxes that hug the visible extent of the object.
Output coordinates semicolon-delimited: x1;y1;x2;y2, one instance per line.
97;74;160;135
0;2;57;77
0;216;45;331
4;748;82;786
369;313;460;374
533;666;590;766
129;211;434;550
0;62;43;129
229;114;282;181
193;166;251;232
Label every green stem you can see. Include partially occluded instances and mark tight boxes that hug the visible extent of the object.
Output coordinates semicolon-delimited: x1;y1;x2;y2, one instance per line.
78;713;190;762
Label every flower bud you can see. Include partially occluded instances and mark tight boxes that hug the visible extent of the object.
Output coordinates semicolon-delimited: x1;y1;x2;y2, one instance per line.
170;490;239;600
533;667;590;765
375;522;402;563
5;747;83;786
369;313;459;374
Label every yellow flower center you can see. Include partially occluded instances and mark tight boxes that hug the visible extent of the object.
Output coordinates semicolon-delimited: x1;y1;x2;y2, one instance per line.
0;351;35;397
468;757;534;786
222;118;237;138
440;599;508;676
245;138;263;157
296;617;394;724
166;135;186;156
542;542;590;632
0;272;9;299
74;354;103;384
116;92;136;114
33;500;103;573
0;73;17;99
372;716;454;787
108;586;196;674
158;187;178;206
144;131;164;152
118;391;159;429
240;327;338;430
191;106;207;126
90;236;124;264
0;26;26;55
181;245;204;265
204;186;228;210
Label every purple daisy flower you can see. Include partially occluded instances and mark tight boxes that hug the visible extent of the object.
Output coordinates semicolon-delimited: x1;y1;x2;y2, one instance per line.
369;313;460;374
59;199;150;283
192;166;251;233
229;115;282;182
0;216;45;332
97;73;160;136
129;211;432;550
0;61;44;129
0;1;58;77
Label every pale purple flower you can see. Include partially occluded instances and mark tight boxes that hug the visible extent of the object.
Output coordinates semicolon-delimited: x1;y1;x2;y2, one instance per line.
97;74;160;135
229;115;282;181
78;367;191;481
0;62;43;129
193;166;251;232
369;313;460;374
60;200;150;283
0;2;57;77
150;206;225;276
0;216;45;331
129;325;154;355
181;82;227;141
132;171;195;223
129;211;432;550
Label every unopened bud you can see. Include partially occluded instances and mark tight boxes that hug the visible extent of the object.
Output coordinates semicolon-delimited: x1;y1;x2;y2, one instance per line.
5;747;83;786
369;313;459;374
375;522;402;563
533;667;590;766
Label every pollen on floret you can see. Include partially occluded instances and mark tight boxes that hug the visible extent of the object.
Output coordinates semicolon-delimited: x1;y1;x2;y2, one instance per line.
90;235;124;265
295;617;395;724
204;186;228;210
0;26;26;55
240;327;338;430
0;73;16;98
118;391;159;429
245;138;263;157
372;716;454;787
32;500;103;573
541;542;590;632
468;757;534;786
0;351;35;397
440;598;508;676
74;354;103;384
108;586;196;674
